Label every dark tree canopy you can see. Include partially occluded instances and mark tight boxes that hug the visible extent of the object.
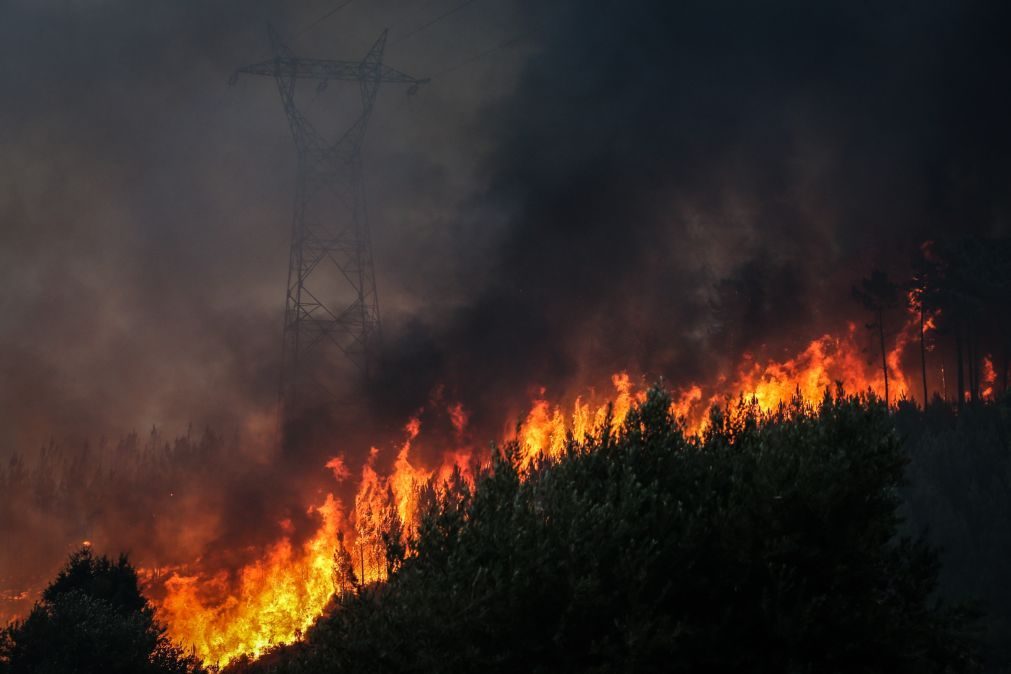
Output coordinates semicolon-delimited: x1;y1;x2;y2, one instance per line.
6;391;1005;674
0;548;204;674
238;389;978;674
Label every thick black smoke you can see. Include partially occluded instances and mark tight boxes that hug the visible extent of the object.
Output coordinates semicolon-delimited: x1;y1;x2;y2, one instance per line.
377;0;1011;429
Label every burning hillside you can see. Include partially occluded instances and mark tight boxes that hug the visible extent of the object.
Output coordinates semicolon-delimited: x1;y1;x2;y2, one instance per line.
3;237;1007;669
151;307;934;668
4;0;1011;670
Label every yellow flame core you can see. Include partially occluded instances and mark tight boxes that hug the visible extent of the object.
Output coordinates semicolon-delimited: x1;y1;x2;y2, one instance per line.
158;495;345;668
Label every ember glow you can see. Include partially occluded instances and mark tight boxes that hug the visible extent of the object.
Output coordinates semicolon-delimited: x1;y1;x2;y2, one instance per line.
153;313;926;668
154;415;477;668
983;355;997;400
157;495;346;667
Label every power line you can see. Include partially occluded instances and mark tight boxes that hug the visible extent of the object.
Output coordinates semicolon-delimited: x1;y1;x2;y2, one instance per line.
368;33;526;137
292;0;356;41
430;34;526;79
389;0;482;47
387;0;444;33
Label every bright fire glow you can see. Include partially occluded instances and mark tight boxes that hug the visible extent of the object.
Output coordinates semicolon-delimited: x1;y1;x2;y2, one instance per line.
983;355;997;400
154;314;926;668
156;495;346;667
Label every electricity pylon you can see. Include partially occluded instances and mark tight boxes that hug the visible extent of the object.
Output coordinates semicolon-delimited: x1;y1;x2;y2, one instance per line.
232;27;427;411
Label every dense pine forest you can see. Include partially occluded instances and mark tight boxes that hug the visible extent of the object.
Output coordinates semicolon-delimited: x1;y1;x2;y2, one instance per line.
4;389;1011;672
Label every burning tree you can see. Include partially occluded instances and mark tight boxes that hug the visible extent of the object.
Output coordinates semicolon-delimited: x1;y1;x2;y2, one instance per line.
853;269;900;405
248;388;978;674
912;239;1011;409
331;532;357;599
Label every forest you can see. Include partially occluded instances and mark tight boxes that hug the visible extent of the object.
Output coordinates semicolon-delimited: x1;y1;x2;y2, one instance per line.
2;237;1011;672
2;388;1010;673
5;0;1011;667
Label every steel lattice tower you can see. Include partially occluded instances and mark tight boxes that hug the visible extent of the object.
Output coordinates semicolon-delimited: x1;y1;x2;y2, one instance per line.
232;27;427;410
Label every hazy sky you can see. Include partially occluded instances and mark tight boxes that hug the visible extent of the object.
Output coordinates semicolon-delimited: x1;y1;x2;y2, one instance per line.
0;0;526;450
2;0;1010;453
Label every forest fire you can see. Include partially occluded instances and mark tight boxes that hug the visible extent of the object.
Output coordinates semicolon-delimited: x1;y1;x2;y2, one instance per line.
6;1;1011;670
152;311;926;668
157;496;345;667
155;418;478;667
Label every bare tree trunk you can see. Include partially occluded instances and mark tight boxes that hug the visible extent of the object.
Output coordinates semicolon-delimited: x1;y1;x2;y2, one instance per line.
920;304;928;407
1003;338;1009;395
956;325;965;414
968;324;979;405
878;308;889;406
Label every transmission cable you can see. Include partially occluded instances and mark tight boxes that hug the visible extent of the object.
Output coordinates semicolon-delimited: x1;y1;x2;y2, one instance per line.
387;0;444;33
429;33;526;79
389;0;483;47
292;0;356;41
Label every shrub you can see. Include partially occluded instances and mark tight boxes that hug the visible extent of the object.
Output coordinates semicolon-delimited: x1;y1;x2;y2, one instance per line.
0;548;204;674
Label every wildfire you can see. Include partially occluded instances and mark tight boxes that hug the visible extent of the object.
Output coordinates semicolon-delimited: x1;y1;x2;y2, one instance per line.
154;415;474;668
154;314;925;668
983;355;997;400
514;325;911;458
156;495;346;667
734;324;909;413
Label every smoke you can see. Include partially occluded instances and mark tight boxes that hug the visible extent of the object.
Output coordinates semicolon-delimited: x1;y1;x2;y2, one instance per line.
377;0;1011;425
0;0;525;612
2;0;1011;619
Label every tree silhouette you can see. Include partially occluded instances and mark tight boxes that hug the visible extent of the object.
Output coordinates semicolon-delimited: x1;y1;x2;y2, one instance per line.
332;532;358;599
250;390;979;674
909;248;946;406
0;548;204;674
853;269;899;405
915;239;1011;409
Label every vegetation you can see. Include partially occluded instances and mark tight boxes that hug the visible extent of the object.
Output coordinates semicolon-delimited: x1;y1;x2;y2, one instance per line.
897;395;1011;670
0;426;238;626
6;389;1011;672
0;548;205;674
907;238;1011;408
232;390;978;673
853;269;900;404
5;381;1011;670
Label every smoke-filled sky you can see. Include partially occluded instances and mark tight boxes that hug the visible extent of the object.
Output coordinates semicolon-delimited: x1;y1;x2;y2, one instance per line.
2;0;1010;454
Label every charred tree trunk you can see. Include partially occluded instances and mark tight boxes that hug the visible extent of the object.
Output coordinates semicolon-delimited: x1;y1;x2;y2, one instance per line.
968;324;979;405
878;308;890;406
1003;338;1009;395
920;304;928;407
955;324;965;414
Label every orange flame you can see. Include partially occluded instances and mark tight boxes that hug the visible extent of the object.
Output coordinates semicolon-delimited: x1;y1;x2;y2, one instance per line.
156;312;930;668
157;495;346;668
982;355;997;400
514;324;914;461
154;414;476;668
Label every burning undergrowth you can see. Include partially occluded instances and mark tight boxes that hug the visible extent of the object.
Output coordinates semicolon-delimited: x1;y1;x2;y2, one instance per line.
3;1;1011;670
3;232;1009;670
143;303;959;668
